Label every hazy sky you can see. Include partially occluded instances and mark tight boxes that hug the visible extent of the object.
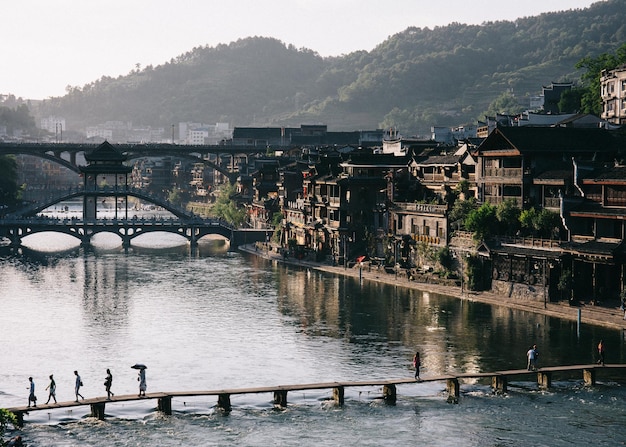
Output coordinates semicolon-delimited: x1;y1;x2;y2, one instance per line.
1;0;599;100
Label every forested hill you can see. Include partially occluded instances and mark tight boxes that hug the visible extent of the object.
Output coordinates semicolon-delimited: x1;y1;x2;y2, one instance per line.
35;0;626;135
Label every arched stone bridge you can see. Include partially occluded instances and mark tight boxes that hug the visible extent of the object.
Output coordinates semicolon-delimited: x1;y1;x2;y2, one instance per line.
0;141;269;184
1;189;270;250
16;187;193;220
0;215;270;250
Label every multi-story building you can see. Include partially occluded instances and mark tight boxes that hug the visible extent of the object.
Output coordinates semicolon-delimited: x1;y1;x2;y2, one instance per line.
39;116;66;139
475;126;621;208
560;162;626;303
542;82;573;114
601;64;626;125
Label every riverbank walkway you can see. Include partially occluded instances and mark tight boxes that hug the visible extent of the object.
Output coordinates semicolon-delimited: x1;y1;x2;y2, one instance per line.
7;363;625;426
238;244;626;331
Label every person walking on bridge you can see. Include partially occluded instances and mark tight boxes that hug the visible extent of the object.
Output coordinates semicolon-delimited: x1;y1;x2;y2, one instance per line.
104;369;114;400
74;370;84;402
138;368;147;397
527;345;538;371
45;374;57;404
27;377;36;407
412;351;421;380
597;340;606;366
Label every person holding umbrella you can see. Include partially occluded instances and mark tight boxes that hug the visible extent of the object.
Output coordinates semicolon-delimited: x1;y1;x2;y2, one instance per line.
132;364;147;397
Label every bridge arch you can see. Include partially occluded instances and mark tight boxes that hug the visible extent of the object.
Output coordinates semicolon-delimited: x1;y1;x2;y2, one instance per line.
15;189;195;220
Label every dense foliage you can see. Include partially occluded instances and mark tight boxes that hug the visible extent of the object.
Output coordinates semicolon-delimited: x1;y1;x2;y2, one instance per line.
0;104;34;208
32;0;626;135
576;42;626;114
0;104;37;136
0;408;18;447
0;155;19;208
210;184;247;226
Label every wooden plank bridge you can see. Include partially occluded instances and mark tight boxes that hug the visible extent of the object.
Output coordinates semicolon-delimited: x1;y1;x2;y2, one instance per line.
6;364;625;426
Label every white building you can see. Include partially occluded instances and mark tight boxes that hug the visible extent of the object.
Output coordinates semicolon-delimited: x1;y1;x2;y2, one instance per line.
179;122;232;145
40;116;66;134
601;64;626;125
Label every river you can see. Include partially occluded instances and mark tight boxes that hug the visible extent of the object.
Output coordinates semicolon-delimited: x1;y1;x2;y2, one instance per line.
1;233;625;446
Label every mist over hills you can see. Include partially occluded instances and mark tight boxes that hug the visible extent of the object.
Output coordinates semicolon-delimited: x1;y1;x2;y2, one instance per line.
35;0;626;135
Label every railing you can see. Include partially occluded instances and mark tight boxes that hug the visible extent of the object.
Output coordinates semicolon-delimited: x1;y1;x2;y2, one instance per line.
394;202;448;214
483;196;522;206
499;235;562;249
543;197;561;208
420;174;446;182
483;168;522;178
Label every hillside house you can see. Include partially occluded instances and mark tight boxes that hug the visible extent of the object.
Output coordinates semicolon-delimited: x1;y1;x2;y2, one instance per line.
601;64;626;125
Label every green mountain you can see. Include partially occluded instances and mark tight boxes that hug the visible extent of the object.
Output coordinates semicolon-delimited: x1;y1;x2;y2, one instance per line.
35;0;626;135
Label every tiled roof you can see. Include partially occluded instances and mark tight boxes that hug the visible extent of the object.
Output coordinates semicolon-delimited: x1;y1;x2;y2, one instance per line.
412;154;460;166
560;239;623;257
478;127;625;154
84;141;126;162
584;165;626;183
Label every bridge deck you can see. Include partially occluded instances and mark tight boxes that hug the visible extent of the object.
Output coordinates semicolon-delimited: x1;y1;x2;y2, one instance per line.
6;364;624;422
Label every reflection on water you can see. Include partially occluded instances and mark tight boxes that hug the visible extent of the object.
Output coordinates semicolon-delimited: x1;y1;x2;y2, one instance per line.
18;232;230;253
1;240;625;446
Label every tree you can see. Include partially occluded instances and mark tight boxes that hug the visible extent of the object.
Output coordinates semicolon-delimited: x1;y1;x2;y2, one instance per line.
211;184;246;227
465;202;496;241
0;155;19;208
519;207;560;238
535;209;561;239
558;87;584;113
519;207;538;236
495;199;521;236
481;92;525;118
449;197;477;230
576;43;626;115
0;408;18;446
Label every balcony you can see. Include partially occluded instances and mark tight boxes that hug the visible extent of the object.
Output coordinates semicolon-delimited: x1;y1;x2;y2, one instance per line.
395;202;448;215
483;196;522;206
420;174;446;182
483;168;522;178
543;197;560;209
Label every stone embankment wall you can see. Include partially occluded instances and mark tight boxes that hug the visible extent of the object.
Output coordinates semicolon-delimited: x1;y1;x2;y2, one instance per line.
491;279;548;302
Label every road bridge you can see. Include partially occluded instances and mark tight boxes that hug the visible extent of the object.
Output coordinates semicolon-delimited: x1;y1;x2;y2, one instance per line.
6;364;625;426
0;141;270;183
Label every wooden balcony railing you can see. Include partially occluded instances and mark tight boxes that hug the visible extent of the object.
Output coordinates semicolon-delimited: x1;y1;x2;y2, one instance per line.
483;168;522;178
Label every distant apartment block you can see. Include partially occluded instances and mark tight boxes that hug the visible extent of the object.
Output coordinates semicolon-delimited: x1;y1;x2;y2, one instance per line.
178;122;232;145
86;121;165;142
601;64;626;125
40;116;66;134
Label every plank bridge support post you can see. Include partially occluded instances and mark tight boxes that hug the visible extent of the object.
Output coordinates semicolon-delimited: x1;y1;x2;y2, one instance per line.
333;386;344;406
14;411;24;428
537;371;552;389
446;378;460;404
383;384;397;404
90;402;106;420
157;396;172;415
583;368;596;386
491;375;508;394
274;390;288;408
217;393;232;412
